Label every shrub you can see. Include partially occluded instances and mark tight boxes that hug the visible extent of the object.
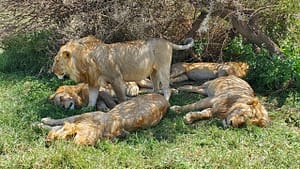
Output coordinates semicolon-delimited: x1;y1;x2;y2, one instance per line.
193;39;207;57
224;36;300;93
0;31;55;75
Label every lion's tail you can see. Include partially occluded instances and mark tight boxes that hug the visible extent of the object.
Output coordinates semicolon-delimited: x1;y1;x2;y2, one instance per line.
170;38;194;50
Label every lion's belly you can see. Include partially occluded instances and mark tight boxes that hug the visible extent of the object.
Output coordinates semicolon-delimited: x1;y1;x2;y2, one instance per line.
121;59;154;81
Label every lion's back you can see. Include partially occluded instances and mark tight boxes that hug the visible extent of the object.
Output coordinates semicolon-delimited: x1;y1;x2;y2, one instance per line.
207;75;254;96
110;94;170;130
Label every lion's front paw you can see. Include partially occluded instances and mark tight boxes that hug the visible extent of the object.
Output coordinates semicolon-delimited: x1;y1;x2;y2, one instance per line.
171;88;179;95
41;117;53;124
183;113;194;124
170;105;182;113
222;119;230;128
126;85;139;96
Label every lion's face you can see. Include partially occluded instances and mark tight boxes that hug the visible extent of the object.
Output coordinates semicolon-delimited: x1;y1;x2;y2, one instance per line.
49;92;76;110
52;42;77;79
46;122;77;143
235;62;249;77
52;36;102;80
223;98;269;127
52;55;67;79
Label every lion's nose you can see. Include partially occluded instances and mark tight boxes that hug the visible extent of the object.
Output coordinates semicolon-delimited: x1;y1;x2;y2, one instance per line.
222;119;232;129
68;102;74;110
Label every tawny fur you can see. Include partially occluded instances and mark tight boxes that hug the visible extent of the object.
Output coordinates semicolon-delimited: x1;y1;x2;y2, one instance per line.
49;80;155;110
170;75;270;127
42;94;169;145
52;36;194;106
49;83;89;109
170;62;249;84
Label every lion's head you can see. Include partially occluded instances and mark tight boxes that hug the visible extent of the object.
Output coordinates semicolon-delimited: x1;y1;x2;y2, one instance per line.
52;36;102;81
46;122;78;143
222;97;270;127
49;83;89;109
234;62;249;77
49;92;76;110
217;62;249;78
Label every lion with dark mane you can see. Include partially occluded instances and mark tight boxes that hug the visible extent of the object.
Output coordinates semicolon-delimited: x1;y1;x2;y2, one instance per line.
52;36;194;106
170;75;270;127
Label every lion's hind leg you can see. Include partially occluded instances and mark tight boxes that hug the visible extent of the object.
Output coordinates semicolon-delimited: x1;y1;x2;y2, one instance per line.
150;69;160;93
111;77;127;102
157;65;172;101
184;108;213;124
170;74;189;84
150;69;171;101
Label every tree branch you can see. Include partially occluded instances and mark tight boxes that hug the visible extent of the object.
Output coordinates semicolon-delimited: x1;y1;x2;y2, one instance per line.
231;14;285;58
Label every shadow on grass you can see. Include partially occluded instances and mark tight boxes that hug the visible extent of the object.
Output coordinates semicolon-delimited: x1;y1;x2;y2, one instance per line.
118;91;224;145
3;73;291;146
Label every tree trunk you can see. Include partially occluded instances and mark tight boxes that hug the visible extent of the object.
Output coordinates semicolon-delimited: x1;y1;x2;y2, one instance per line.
182;11;208;39
188;1;286;58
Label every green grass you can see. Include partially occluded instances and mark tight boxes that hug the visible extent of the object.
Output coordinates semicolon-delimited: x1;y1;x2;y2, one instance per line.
0;72;299;169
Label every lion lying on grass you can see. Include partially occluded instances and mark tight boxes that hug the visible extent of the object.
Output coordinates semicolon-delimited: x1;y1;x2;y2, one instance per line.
41;94;169;145
49;80;154;111
52;36;194;106
170;62;249;84
170;75;270;127
49;83;117;111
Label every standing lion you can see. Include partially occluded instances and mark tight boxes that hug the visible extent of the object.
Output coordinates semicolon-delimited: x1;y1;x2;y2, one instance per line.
52;36;194;106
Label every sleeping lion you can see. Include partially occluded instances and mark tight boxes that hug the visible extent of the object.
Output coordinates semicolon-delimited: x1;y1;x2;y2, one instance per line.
49;83;117;111
49;80;154;110
49;83;89;110
41;94;169;145
52;36;194;106
170;75;270;127
170;62;249;84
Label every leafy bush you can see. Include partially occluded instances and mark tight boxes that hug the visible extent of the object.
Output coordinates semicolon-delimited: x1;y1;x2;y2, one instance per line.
224;36;300;93
193;39;207;56
0;31;55;75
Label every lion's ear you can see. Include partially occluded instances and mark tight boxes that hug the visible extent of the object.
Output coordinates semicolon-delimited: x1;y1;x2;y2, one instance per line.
62;51;71;59
247;97;258;106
